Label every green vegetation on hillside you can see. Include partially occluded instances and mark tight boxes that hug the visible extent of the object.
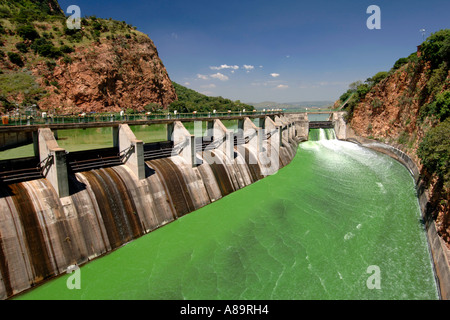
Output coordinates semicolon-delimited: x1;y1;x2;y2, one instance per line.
418;118;450;189
168;82;254;113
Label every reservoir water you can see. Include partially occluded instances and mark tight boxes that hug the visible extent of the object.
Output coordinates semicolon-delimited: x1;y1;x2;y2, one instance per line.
15;129;438;300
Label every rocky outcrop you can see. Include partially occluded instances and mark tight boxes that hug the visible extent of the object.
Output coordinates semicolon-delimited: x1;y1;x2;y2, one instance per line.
33;34;177;114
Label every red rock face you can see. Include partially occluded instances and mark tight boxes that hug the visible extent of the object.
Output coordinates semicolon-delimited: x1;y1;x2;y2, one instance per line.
34;35;177;114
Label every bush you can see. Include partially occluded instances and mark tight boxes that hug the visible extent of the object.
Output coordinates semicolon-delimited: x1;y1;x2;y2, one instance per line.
366;71;388;86
63;26;78;36
434;90;450;121
393;57;409;70
356;83;370;99
16;24;40;41
339;90;353;103
15;42;29;53
31;38;62;58
418;118;450;186
7;52;24;67
0;5;11;19
60;45;74;53
62;55;73;64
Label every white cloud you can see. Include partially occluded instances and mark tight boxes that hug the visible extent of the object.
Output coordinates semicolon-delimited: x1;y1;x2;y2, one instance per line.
197;74;209;80
210;73;229;81
270;73;280;78
184;82;190;86
276;84;289;89
243;65;255;70
210;64;239;70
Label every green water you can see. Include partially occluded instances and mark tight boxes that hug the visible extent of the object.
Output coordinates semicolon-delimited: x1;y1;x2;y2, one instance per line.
15;129;438;300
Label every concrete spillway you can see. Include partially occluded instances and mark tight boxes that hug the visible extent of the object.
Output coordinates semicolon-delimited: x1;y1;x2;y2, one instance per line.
0;116;300;299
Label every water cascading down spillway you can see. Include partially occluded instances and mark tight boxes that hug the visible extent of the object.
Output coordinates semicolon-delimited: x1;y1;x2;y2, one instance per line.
0;117;300;299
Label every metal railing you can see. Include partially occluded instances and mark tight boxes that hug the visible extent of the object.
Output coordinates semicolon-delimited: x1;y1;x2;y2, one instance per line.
0;110;280;127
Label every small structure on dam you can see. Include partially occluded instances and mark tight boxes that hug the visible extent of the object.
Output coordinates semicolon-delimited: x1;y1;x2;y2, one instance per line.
0;113;301;299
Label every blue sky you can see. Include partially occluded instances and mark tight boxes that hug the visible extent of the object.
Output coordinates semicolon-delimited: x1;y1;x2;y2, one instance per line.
58;0;450;103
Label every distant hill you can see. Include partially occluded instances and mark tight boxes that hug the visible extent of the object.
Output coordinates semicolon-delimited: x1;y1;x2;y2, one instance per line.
247;101;334;110
169;82;254;113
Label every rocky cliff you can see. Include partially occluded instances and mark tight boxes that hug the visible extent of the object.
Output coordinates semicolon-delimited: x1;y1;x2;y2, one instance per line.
0;0;177;114
35;34;177;113
336;31;450;247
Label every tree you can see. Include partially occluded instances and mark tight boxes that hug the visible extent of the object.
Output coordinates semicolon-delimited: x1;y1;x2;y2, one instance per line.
349;81;363;92
418;119;450;187
421;29;450;69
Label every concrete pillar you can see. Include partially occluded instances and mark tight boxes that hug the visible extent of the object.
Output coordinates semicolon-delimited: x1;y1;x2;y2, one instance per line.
38;128;69;198
240;117;260;154
260;116;281;176
171;121;197;167
333;112;347;140
267;116;282;147
213;119;234;161
116;124;145;180
274;116;287;143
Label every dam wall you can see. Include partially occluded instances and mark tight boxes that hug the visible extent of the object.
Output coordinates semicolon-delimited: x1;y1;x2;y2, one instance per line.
0;116;300;300
330;112;450;300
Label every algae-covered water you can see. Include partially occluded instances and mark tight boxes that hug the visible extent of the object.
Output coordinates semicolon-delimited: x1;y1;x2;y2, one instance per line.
16;129;438;300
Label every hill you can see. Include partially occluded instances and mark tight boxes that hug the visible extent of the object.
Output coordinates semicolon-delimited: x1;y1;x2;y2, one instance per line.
335;29;450;246
248;101;334;111
0;0;176;114
169;82;254;113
